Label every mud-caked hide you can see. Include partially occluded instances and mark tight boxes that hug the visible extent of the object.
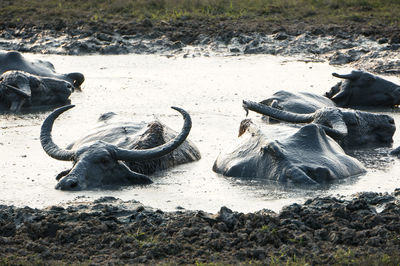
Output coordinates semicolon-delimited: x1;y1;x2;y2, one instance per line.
213;121;366;185
0;51;84;89
40;105;201;190
0;70;73;112
260;90;336;114
243;100;395;149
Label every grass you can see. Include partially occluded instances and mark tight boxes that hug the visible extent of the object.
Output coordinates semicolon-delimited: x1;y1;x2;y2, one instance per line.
0;0;399;27
2;249;400;265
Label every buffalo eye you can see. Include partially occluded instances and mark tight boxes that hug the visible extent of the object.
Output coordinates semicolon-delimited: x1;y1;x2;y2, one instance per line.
100;158;110;165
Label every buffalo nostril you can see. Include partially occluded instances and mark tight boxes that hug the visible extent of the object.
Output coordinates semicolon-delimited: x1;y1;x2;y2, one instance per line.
389;118;395;124
65;179;78;189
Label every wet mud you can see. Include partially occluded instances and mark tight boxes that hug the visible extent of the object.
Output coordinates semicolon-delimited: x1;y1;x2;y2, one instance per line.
1;20;400;264
1;19;400;75
1;191;400;264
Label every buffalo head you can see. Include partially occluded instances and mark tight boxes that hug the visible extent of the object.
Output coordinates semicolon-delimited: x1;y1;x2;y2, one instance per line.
0;51;84;90
243;100;395;149
40;105;193;190
325;70;400;107
0;71;73;112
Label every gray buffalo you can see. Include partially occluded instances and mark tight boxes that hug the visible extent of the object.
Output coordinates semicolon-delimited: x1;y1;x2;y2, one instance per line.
213;120;366;185
243;100;395;149
0;51;84;89
0;70;74;112
325;70;400;108
40;105;201;190
260;90;336;114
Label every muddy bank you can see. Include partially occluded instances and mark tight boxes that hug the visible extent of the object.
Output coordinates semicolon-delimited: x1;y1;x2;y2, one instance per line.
1;19;400;74
1;19;400;264
1;190;400;264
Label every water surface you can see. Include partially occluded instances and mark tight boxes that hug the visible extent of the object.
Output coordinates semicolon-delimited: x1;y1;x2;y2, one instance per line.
1;53;399;213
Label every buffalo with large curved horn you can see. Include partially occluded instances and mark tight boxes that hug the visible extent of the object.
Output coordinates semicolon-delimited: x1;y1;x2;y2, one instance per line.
243;100;395;149
40;105;201;190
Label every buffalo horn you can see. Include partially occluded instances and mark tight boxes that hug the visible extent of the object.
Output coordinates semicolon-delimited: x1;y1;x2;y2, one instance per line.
332;72;358;80
242;100;314;123
40;105;75;161
116;107;192;162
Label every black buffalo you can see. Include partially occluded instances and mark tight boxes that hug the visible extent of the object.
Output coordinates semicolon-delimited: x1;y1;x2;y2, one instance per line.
243;100;395;149
259;90;335;114
213;120;366;185
326;70;400;108
0;51;84;89
40;105;201;190
0;71;74;112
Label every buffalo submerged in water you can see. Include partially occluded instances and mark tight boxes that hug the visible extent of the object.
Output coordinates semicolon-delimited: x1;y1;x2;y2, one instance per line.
326;70;400;108
259;70;400;112
213;119;366;185
40;105;201;190
242;100;396;149
212;97;397;185
0;51;84;89
0;51;85;112
0;70;74;112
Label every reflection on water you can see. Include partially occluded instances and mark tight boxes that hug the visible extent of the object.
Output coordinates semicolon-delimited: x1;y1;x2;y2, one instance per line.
1;53;400;213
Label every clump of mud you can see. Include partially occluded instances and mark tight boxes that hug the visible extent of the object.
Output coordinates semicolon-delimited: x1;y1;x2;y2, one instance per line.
1;190;400;264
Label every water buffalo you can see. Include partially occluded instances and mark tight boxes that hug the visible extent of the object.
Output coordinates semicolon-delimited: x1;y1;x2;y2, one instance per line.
243;100;395;149
259;90;336;114
0;51;84;89
213;120;366;185
0;70;74;112
40;105;201;190
325;70;400;108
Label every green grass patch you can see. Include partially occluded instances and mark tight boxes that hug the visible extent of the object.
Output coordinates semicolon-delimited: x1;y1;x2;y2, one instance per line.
0;0;399;26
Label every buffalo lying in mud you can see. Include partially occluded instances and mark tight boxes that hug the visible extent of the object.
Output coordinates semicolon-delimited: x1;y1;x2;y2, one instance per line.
0;71;74;112
0;51;84;89
40;105;201;190
243;100;395;149
213;120;366;185
326;70;400;108
259;90;336;114
258;71;400;115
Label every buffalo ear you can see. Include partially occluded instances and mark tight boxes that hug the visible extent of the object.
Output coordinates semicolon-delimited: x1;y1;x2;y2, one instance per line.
4;83;31;98
332;71;361;81
118;161;153;185
126;171;153;185
55;169;72;181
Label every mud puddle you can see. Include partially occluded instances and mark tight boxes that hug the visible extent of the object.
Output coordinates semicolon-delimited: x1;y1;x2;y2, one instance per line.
1;53;400;213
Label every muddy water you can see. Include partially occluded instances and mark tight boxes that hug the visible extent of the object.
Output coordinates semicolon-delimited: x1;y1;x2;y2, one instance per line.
1;53;400;213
